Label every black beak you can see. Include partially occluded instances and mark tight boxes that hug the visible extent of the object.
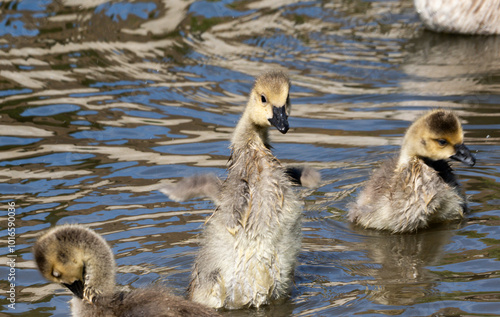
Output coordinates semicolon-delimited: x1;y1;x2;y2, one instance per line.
450;143;476;167
63;280;85;299
268;106;289;134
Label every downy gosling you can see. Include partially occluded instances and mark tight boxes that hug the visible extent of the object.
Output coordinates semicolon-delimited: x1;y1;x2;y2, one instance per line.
33;224;220;317
187;71;302;309
348;109;475;233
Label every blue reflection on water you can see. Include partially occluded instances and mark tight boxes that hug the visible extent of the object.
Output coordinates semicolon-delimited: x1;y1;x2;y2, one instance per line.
189;0;253;18
0;14;39;37
21;104;81;117
0;179;65;194
14;0;51;11
0;89;32;97
71;125;183;141
0;136;41;146
0;153;95;167
154;141;228;155
95;2;157;22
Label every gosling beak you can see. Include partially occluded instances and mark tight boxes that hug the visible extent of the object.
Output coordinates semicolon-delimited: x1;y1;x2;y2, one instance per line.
450;143;476;167
268;106;289;134
63;280;85;299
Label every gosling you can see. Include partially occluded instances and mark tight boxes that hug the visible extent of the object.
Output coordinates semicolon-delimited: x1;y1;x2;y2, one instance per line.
414;0;500;35
348;109;475;233
187;71;302;309
33;224;220;317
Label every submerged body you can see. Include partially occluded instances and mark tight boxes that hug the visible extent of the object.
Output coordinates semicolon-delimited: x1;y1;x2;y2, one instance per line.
188;71;302;309
349;110;475;233
414;0;500;35
33;225;219;317
69;287;218;317
350;156;464;233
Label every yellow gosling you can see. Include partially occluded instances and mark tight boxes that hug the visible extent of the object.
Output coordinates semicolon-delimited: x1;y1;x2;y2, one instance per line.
187;71;302;309
348;110;475;233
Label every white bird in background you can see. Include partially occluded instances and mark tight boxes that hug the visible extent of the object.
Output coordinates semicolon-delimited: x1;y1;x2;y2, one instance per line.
414;0;500;35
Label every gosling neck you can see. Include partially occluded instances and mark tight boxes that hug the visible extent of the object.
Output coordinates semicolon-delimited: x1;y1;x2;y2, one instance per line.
80;231;116;298
397;121;420;167
231;110;270;151
397;144;413;167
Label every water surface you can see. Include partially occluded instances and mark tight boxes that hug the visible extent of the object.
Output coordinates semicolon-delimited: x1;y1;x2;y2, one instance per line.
1;0;500;316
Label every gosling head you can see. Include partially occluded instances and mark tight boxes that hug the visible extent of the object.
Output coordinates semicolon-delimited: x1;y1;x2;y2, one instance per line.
33;225;114;301
401;110;476;166
247;71;291;134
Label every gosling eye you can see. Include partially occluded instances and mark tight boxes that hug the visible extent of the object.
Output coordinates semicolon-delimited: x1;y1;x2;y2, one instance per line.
261;94;267;103
436;139;448;146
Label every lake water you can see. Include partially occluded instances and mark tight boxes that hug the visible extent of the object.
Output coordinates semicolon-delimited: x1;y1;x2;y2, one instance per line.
1;0;500;316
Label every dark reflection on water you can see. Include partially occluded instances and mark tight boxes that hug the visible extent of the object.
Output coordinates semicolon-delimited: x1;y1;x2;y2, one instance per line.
1;0;500;316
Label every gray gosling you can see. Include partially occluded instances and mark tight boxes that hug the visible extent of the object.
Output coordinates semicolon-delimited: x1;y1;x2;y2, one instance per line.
161;166;321;204
414;0;500;35
33;224;220;317
348;110;476;233
187;71;302;309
